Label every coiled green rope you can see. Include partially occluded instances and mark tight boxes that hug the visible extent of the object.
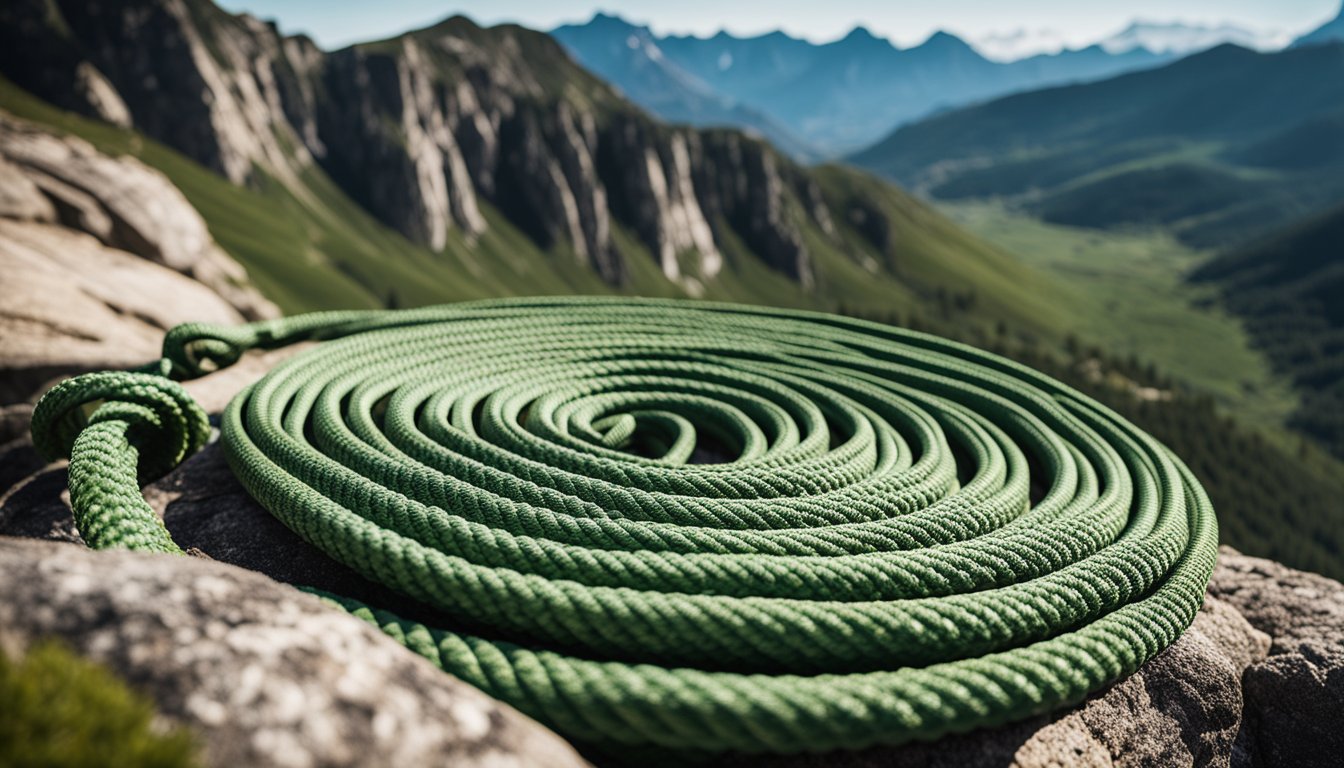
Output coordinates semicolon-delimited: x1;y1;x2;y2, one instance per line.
31;297;1218;755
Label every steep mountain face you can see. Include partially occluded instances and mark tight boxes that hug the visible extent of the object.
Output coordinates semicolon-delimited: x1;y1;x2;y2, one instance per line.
0;0;1079;335
851;42;1344;247
1190;204;1344;458
1293;2;1344;47
554;14;1169;155
0;0;315;187
0;0;852;297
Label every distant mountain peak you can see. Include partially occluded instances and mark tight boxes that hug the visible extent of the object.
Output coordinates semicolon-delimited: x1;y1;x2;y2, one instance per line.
832;25;894;49
553;11;1182;154
913;30;980;56
583;11;641;32
923;30;970;46
843;25;878;41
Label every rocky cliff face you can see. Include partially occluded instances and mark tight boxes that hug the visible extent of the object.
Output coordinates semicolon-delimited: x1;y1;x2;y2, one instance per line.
0;0;842;293
0;0;313;185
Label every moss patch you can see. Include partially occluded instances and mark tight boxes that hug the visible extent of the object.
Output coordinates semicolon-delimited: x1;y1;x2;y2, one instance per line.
0;640;198;767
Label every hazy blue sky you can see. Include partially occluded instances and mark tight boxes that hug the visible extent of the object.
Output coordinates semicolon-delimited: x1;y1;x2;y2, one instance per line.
217;0;1340;50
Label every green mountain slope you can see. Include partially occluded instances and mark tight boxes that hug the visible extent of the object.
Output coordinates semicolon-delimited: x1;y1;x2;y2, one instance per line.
850;42;1344;248
1192;204;1344;458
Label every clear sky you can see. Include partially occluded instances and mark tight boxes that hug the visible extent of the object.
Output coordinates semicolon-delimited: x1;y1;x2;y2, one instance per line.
217;0;1340;51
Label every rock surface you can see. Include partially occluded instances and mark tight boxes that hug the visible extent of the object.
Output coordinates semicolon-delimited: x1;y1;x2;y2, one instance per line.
1211;550;1344;767
740;596;1270;768
0;111;275;321
0;110;276;403
0;537;588;768
0;218;245;402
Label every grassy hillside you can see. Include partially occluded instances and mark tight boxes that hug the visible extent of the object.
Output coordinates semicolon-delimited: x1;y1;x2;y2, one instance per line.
849;43;1344;248
940;201;1298;429
936;199;1344;576
1192;203;1344;458
1001;340;1344;581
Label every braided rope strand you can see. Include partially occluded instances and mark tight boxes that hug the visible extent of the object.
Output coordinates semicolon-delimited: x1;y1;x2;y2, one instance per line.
31;297;1218;755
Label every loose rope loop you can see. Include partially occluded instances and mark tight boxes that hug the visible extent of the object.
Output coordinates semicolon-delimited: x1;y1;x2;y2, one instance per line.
31;297;1219;756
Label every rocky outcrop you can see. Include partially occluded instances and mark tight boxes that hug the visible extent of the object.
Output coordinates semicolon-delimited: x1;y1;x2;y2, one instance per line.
494;101;616;278
692;130;814;287
0;112;274;318
1211;550;1344;766
317;36;487;252
309;25;831;291
0;218;247;403
0;0;845;293
0;537;588;768
73;61;133;128
0;111;276;402
600;115;719;289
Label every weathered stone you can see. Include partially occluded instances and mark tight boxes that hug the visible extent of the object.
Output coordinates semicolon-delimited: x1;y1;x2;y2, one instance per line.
0;403;34;444
0;219;247;402
0;463;81;544
0;154;54;221
0;111;276;321
1211;549;1344;768
0;537;589;768
73;61;133;128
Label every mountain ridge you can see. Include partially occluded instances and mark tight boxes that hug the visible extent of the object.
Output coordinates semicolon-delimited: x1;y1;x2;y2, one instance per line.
848;41;1344;247
553;12;1171;155
1099;20;1288;55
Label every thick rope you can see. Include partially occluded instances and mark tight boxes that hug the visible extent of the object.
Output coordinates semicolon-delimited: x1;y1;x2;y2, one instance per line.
30;297;1218;755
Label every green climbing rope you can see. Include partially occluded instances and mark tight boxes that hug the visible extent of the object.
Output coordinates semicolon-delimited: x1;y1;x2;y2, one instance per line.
30;297;1218;755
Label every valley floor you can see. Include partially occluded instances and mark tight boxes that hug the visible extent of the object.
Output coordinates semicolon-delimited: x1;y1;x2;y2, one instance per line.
939;200;1300;434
